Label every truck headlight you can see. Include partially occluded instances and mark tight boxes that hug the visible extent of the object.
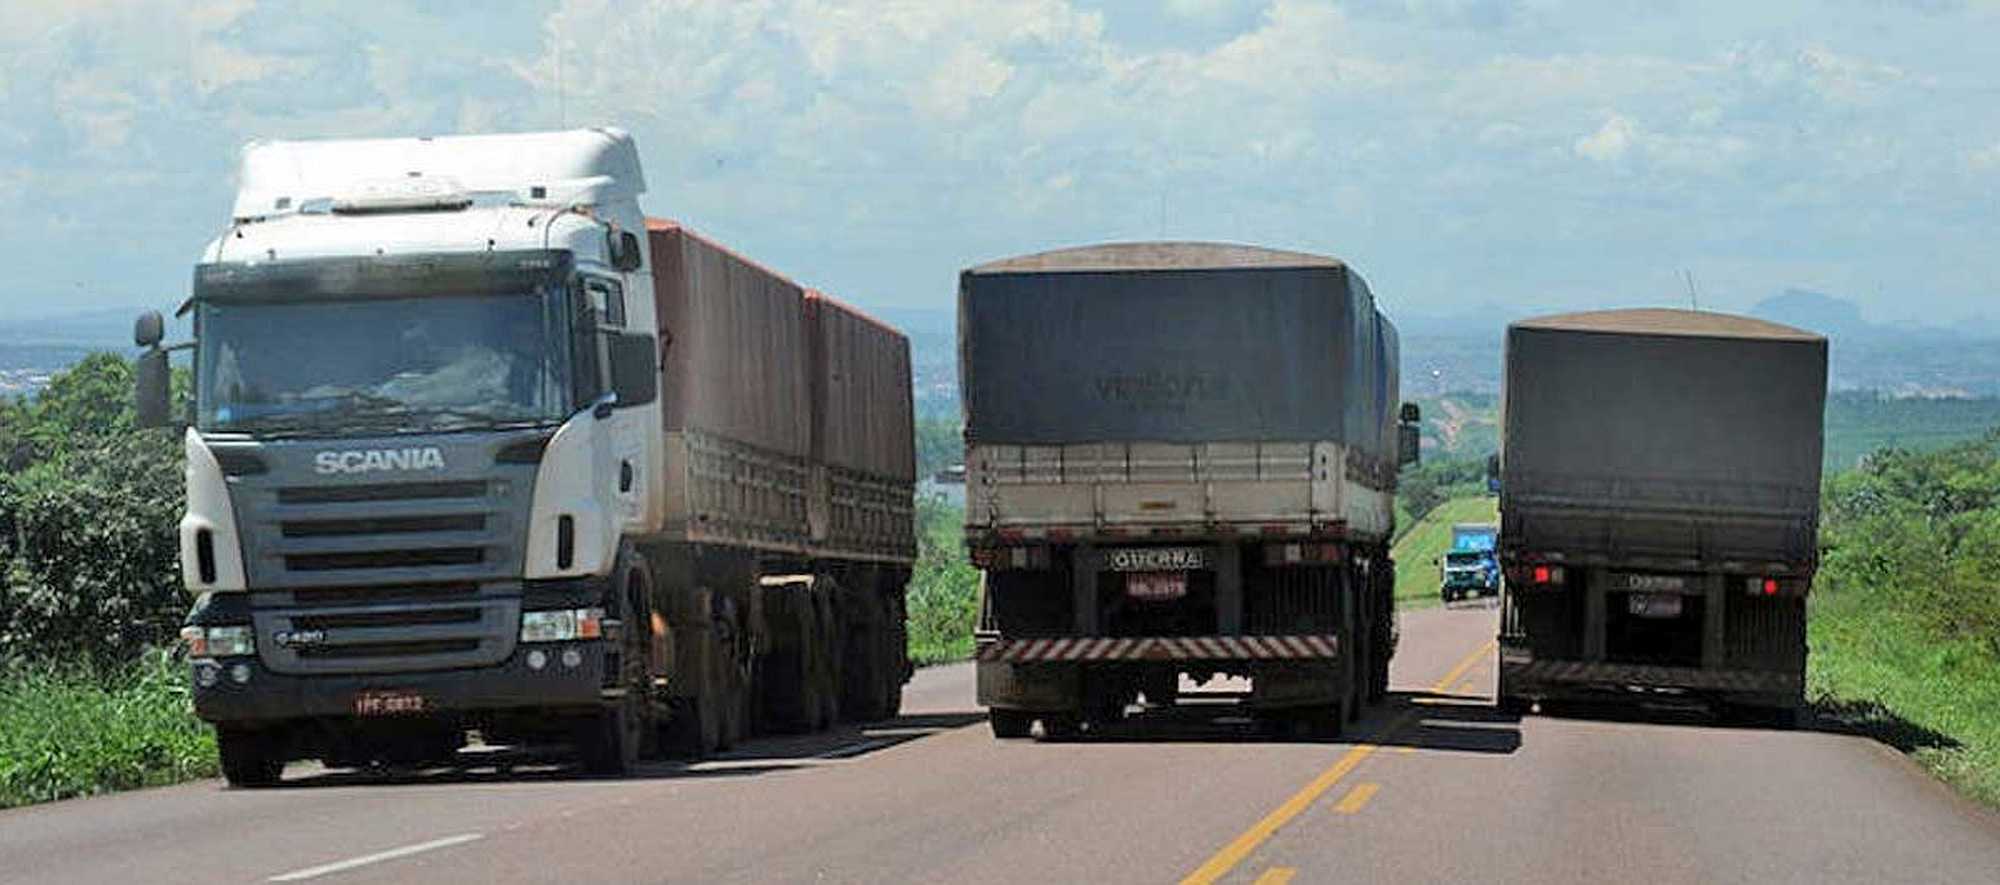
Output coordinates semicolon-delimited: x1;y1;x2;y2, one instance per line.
181;624;255;658
520;607;605;643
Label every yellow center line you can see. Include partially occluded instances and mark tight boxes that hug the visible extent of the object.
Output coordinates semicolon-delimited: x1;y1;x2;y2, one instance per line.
1178;638;1496;885
1252;868;1297;885
1332;782;1380;814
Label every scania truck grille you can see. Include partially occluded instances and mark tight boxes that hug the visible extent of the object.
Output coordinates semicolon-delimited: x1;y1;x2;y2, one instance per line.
251;584;518;676
235;479;522;588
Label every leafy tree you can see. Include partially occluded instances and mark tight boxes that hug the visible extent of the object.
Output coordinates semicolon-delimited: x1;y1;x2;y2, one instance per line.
0;355;186;668
915;416;962;480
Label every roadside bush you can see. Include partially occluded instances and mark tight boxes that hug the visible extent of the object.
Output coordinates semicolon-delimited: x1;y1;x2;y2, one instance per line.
1819;434;2000;655
0;648;215;809
1813;433;2000;807
906;493;979;665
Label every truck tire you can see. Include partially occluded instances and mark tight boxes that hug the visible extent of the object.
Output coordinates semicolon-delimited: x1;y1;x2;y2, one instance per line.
1036;713;1081;741
578;696;642;776
581;548;660;774
812;590;842;729
988;709;1034;739
840;597;892;722
757;593;815;733
217;728;283;788
1725;702;1801;730
665;621;724;759
1310;703;1346;739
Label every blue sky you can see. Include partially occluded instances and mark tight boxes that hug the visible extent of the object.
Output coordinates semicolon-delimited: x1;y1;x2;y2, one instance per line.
2;0;1996;327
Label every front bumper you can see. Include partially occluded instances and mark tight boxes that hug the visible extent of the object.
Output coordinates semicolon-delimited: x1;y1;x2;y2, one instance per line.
190;641;608;725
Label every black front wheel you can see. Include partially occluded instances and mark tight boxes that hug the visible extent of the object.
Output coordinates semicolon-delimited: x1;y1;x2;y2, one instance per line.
577;698;642;776
216;727;284;788
988;709;1034;739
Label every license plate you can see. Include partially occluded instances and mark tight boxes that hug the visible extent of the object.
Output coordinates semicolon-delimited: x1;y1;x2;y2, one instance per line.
1627;593;1683;619
1126;571;1188;601
353;689;428;717
1613;573;1688;592
1106;547;1210;572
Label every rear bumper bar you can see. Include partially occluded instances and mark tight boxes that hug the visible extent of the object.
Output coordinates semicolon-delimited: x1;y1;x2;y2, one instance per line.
975;634;1338;663
1500;654;1801;695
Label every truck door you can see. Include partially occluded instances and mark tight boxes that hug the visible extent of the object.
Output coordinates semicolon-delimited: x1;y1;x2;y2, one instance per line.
582;275;646;526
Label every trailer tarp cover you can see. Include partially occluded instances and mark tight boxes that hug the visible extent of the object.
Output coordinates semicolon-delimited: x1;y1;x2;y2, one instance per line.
1502;309;1828;551
960;242;1391;454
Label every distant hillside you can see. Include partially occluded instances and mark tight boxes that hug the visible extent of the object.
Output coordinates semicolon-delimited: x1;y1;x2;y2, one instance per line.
1750;289;1871;337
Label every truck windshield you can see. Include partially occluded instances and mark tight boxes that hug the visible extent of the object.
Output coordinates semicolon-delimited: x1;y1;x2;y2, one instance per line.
195;290;576;435
1445;552;1488;566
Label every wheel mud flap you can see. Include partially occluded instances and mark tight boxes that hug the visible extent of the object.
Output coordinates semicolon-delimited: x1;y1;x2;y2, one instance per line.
977;661;1080;711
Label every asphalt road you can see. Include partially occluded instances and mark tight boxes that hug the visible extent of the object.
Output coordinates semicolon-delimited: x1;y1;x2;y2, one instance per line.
4;605;1997;884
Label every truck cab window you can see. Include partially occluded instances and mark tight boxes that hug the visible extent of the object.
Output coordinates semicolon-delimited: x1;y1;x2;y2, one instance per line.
571;280;606;407
586;276;626;328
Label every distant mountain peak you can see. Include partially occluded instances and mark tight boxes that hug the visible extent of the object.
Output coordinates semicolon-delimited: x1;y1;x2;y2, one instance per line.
1749;289;1870;336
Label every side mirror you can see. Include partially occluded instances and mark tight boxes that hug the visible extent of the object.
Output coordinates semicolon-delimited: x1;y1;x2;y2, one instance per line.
134;310;164;348
1397;423;1420;466
1399;401;1420;424
608;333;657;407
1486;453;1502;493
135;348;172;428
609;230;643;272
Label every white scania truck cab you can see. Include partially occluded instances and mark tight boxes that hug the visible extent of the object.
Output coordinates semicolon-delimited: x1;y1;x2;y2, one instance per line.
136;129;674;782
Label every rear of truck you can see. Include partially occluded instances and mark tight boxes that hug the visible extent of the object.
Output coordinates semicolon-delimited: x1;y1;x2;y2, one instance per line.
1495;309;1827;720
960;243;1417;738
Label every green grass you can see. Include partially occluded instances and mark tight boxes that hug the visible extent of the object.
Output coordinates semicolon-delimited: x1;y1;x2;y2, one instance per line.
0;650;216;809
1809;587;2000;809
1392;495;1499;611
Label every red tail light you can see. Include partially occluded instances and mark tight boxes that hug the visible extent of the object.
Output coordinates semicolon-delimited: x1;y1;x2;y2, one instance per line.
1533;565;1551;584
1762;578;1779;596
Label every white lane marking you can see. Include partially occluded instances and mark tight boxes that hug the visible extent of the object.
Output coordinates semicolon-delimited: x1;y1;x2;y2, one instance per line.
268;833;485;881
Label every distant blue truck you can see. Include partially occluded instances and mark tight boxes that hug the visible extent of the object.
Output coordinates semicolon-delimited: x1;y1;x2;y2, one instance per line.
1441;523;1500;603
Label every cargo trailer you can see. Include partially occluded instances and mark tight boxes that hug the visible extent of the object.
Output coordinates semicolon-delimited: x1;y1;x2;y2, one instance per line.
1494;308;1826;723
959;242;1421;739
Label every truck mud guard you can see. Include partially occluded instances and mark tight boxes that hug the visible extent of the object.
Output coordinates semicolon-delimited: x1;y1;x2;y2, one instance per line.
976;634;1338;663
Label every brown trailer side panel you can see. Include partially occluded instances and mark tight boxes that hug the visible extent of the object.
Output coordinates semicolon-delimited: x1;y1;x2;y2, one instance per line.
807;290;917;560
648;219;810;458
806;290;917;482
646;218;914;563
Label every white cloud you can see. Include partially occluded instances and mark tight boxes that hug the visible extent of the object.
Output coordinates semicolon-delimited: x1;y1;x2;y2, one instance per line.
0;0;1997;322
1970;141;2000;172
1575;114;1637;162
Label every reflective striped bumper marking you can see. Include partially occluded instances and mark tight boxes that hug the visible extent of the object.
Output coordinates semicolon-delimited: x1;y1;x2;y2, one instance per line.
975;635;1339;662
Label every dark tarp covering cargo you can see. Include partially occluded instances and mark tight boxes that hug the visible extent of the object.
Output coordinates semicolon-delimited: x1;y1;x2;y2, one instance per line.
959;242;1395;458
1500;308;1827;563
